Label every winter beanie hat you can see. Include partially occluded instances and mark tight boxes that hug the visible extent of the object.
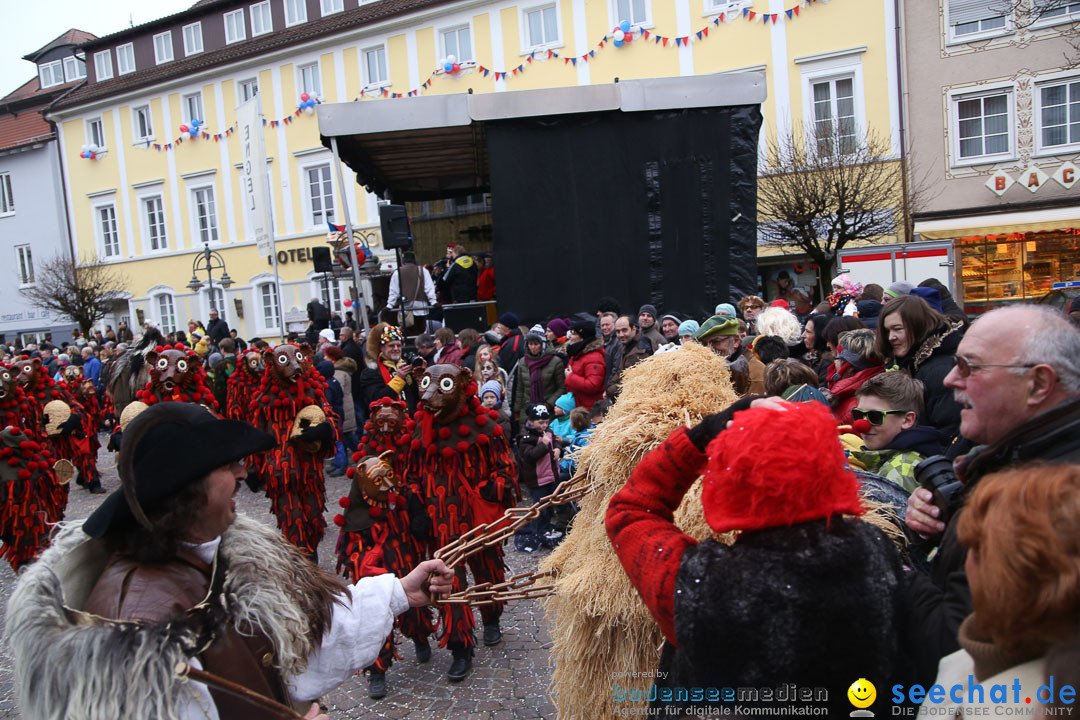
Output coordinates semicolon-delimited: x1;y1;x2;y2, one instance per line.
498;312;520;329
571;319;596;341
884;280;916;300
480;380;503;403
702;401;863;534
694;315;739;341
678;320;701;337
714;303;738;318
638;304;658;321
546;318;571;340
527;403;552;421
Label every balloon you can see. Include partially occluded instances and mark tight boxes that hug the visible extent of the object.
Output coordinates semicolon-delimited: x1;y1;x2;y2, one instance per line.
620;20;631;32
447;54;456;63
613;38;623;47
191;118;200;128
179;124;189;133
300;92;310;102
80;143;89;152
452;63;460;72
613;29;624;41
343;298;352;308
304;106;313;115
444;61;454;72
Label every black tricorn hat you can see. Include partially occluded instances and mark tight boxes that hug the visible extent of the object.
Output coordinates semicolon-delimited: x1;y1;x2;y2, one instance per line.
83;403;275;538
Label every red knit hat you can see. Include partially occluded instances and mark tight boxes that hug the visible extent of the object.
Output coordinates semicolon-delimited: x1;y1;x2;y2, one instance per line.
702;401;862;533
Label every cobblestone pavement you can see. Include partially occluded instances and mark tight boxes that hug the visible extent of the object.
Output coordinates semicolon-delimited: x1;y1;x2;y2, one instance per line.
0;441;558;719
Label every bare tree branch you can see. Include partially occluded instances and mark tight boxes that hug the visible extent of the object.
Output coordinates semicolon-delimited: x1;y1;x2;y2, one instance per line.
758;123;918;287
19;254;128;335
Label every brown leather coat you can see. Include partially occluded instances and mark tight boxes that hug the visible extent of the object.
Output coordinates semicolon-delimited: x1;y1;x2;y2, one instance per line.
84;550;289;719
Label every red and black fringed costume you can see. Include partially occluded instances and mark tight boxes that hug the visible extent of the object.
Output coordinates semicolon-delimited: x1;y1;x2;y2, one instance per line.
134;345;219;412
61;371;103;469
0;428;57;572
226;351;264;421
333;398;435;674
249;344;337;555
13;358;91;516
406;369;518;650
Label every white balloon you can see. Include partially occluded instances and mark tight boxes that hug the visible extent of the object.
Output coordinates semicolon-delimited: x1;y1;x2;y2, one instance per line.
80;143;89;152
447;54;456;63
613;29;625;41
185;132;193;140
304;106;314;115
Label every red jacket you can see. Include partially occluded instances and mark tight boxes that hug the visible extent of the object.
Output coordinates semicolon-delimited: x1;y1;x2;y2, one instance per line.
827;363;885;425
605;426;702;645
437;342;465;367
564;338;606;410
477;268;496;301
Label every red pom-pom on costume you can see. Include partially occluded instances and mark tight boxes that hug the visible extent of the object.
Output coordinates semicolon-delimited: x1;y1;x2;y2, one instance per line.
405;420;416;431
411;439;421;451
702;401;863;534
339;497;351;508
438;427;451;440
458;425;471;437
17;469;30;481
346;467;355;478
368;506;383;518
333;514;345;527
457;441;469;453
493;426;504;436
441;446;455;459
475;414;489;426
351;451;363;462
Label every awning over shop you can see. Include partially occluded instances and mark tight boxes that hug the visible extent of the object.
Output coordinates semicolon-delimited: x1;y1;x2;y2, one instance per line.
317;72;766;201
915;205;1080;240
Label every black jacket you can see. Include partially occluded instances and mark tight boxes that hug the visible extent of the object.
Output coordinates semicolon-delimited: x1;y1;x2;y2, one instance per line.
898;321;965;442
515;425;560;489
497;329;526;373
903;397;1080;686
307;300;330;330
205;318;230;346
438;255;478;303
357;363;420;414
659;520;909;717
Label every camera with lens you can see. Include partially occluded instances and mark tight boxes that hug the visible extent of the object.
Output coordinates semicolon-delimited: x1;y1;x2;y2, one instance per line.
913;455;966;526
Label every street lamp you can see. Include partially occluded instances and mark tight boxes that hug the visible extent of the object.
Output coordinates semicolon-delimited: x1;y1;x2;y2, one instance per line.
186;242;234;312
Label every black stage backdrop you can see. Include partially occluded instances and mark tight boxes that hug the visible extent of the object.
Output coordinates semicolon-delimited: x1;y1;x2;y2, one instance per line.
487;104;761;324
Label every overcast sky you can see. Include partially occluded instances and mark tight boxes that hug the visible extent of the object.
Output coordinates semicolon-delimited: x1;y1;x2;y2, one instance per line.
1;0;195;98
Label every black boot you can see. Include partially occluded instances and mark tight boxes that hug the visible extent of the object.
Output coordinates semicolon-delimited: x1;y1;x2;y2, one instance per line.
414;638;431;663
367;670;387;699
87;477;106;494
482;620;502;646
446;646;473;682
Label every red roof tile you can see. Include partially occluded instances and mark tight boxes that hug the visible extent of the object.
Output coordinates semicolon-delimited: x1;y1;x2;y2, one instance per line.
0;110;54;152
23;29;99;61
1;76;82;105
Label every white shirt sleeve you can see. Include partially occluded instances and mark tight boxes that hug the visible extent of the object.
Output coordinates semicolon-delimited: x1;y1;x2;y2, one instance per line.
423;268;437;305
176;657;219;720
287;574;409;702
386;270;401;309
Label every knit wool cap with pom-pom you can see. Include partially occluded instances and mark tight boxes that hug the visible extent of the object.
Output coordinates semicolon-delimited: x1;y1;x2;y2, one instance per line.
702;401;863;534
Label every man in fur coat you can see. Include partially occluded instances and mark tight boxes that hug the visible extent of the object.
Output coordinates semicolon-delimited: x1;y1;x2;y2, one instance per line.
358;324;421;414
606;397;909;717
4;402;454;720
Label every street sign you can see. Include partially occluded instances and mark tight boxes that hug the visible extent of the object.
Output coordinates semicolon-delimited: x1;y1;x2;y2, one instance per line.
1052;281;1080;289
236;97;273;257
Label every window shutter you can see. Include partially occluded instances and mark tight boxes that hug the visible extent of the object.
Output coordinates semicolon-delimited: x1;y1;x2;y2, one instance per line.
948;0;1000;25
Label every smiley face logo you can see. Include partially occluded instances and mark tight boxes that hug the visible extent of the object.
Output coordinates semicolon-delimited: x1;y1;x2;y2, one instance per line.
847;678;876;709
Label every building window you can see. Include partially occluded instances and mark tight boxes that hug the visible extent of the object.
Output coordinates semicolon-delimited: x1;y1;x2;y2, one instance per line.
0;173;13;216
955;90;1012;160
363;46;388;86
192;187;219;244
156;293;177;334
15;245;34;285
1038;78;1080;152
97;205;120;258
947;0;1008;41
38;60;64;88
1037;0;1080;22
321;0;343;15
614;0;649;27
183;22;204;55
63;56;86;82
448;193;488;213
153;31;174;64
285;0;307;26
811;76;856;156
525;5;559;48
224;9;246;44
298;62;322;96
705;0;751;12
94;50;113;81
442;26;473;62
306;164;334;226
258;282;281;330
183;92;204;123
239;78;259;102
133;105;154;141
251;1;273;35
116;43;136;74
204;287;227;321
143;196;168;251
316;278;343;312
87;117;106;150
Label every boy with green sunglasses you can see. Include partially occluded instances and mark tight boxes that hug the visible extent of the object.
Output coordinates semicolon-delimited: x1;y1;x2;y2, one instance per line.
850;372;948;493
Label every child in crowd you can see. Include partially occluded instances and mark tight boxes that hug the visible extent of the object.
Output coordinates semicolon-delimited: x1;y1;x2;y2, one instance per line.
559;400;609;479
849;372;947;493
479;379;513;437
514;403;563;552
549;392;578;442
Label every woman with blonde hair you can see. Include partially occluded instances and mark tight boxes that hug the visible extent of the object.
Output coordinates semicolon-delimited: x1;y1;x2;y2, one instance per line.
922;464;1080;717
474;344;509;389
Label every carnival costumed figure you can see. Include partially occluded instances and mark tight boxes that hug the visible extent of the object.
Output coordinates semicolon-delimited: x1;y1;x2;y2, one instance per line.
61;366;103;471
133;345;219;411
333;398;434;699
406;364;517;682
0;367;60;572
226;349;264;421
250;344;337;557
14;356;99;501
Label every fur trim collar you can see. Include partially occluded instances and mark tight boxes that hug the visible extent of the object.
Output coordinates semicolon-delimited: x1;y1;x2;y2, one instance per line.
5;514;343;720
909;320;964;373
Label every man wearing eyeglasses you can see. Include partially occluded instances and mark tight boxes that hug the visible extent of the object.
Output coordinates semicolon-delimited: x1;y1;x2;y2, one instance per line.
902;304;1080;688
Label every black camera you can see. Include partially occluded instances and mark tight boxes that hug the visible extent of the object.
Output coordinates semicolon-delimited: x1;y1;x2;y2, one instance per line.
913;455;966;526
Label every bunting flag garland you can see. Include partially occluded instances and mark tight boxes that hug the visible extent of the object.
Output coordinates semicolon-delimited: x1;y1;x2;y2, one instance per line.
101;0;828;156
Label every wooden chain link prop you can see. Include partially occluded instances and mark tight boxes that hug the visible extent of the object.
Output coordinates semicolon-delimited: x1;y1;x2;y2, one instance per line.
430;473;591;606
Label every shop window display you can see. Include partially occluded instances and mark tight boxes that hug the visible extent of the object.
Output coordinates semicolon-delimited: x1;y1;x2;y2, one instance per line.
960;230;1080;312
